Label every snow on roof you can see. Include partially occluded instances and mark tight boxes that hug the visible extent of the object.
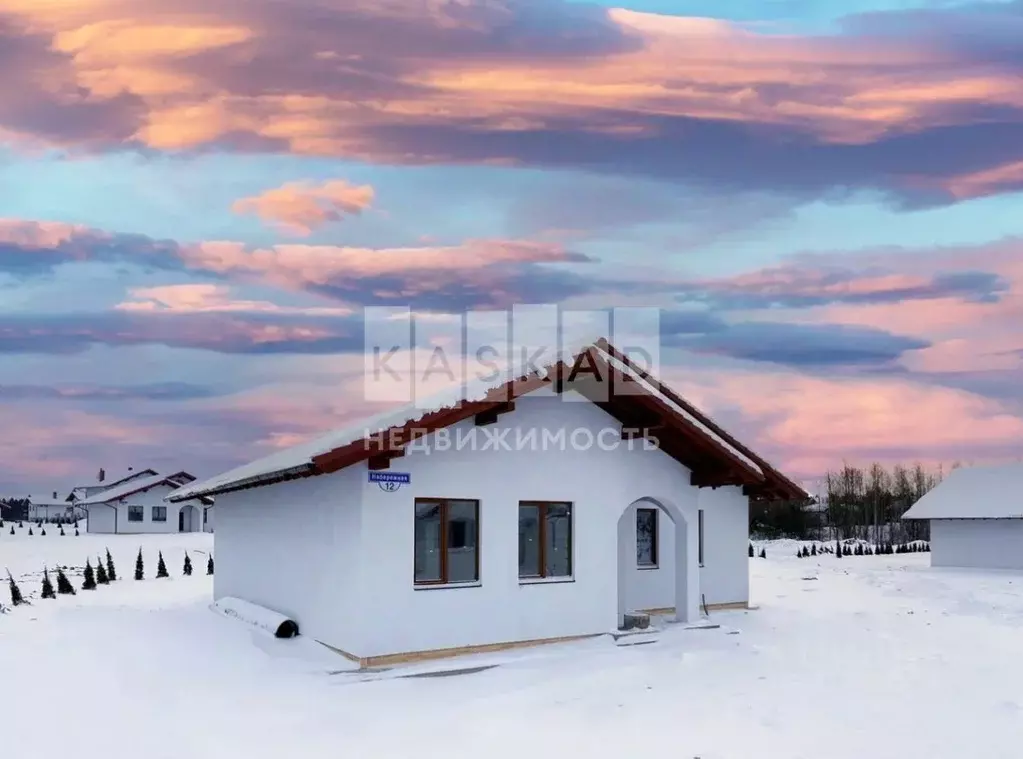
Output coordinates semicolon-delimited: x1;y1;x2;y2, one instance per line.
79;472;195;505
170;335;608;501
902;463;1023;520
595;347;763;477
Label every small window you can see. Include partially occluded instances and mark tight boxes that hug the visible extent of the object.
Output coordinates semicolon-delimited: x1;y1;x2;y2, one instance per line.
698;509;705;567
127;506;144;522
637;507;658;567
152;506;167;523
414;499;479;585
519;502;573;579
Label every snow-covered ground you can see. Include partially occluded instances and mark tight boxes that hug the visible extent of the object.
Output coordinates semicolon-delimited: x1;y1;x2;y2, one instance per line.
4;532;1023;759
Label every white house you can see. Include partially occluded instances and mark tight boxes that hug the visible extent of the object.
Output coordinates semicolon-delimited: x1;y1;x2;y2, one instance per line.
69;469;158;505
903;463;1023;570
83;471;213;534
169;339;804;667
28;501;85;522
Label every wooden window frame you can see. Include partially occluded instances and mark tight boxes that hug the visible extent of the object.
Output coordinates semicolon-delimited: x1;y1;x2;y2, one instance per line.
127;505;144;522
413;498;480;587
698;509;705;567
518;501;574;581
636;507;659;569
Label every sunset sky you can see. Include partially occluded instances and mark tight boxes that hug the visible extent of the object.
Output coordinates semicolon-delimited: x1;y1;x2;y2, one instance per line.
2;0;1022;495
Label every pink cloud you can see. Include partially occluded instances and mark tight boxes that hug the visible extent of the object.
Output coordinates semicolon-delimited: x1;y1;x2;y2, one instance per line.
0;217;596;307
0;1;1021;200
672;368;1023;478
117;284;353;316
231;180;375;236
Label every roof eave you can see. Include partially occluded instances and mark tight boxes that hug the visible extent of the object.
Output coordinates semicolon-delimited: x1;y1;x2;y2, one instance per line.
166;464;316;502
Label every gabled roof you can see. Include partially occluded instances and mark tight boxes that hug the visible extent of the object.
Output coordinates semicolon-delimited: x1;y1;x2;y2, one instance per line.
903;464;1023;520
169;339;806;503
79;471;199;506
70;469;158;501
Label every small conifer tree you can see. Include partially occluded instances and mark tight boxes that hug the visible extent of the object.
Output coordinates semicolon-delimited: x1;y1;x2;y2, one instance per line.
811;544;817;556
106;549;117;581
156;551;168;578
8;527;13;535
28;527;33;536
836;540;842;558
134;548;144;580
81;560;96;590
7;571;24;606
74;529;79;536
183;553;193;576
0;519;4;528
40;527;46;536
748;543;754;557
41;568;55;599
207;554;214;575
759;548;766;559
96;559;109;585
56;568;76;595
59;526;65;536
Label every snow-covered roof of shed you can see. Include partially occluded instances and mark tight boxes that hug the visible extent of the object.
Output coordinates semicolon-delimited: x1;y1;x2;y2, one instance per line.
902;463;1023;520
79;472;196;505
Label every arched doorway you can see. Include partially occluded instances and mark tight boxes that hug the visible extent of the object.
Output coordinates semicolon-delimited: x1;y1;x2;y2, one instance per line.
616;496;698;628
178;503;199;533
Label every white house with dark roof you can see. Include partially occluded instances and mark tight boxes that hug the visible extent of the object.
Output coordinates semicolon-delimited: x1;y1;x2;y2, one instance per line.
170;339;804;667
83;471;213;534
903;463;1023;570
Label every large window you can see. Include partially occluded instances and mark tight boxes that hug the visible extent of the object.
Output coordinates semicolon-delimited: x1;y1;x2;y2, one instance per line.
414;499;479;586
519;502;573;580
152;506;167;522
127;506;144;522
637;507;658;567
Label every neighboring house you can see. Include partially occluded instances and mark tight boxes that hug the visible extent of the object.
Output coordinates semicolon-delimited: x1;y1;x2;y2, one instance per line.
68;469;159;505
903;463;1023;570
28;502;85;522
82;471;213;534
169;339;804;668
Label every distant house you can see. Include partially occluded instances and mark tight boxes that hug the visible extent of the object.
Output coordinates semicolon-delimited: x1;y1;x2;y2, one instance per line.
68;469;158;505
903;463;1023;570
169;339;803;668
28;501;85;522
82;471;213;534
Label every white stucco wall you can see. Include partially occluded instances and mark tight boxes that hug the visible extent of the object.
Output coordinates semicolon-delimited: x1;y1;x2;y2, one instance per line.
930;519;1023;570
214;391;753;660
621;486;750;613
85;504;117;533
213;466;363;646
87;485;207;534
697;486;751;605
354;393;747;658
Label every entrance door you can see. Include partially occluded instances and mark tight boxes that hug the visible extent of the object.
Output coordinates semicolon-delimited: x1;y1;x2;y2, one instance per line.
178;510;185;532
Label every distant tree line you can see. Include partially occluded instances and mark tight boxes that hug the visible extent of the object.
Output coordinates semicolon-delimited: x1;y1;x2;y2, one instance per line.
750;463;954;543
0;498;30;522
